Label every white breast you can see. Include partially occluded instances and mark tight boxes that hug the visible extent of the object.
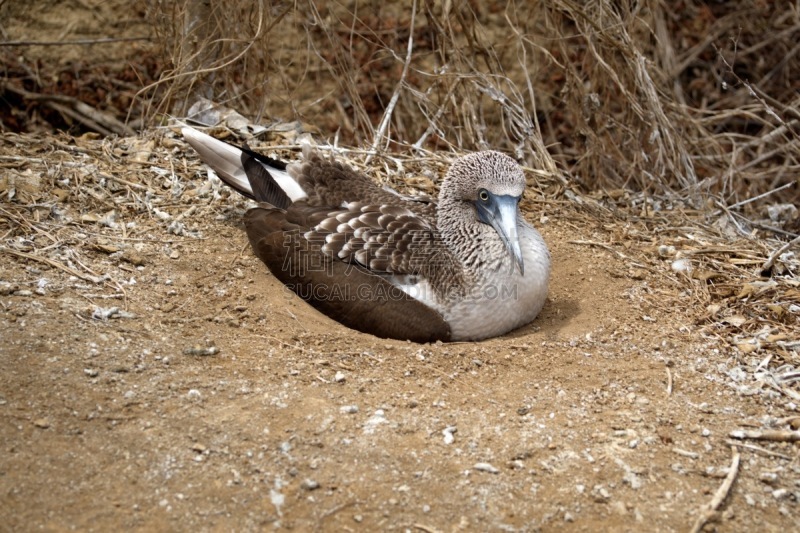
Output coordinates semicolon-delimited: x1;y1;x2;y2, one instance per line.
385;222;550;342
443;224;550;341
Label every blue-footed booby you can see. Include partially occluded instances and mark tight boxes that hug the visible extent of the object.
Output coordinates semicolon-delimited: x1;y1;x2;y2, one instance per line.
182;127;550;342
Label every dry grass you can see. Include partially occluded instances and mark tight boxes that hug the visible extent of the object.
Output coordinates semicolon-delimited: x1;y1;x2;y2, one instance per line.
142;1;798;207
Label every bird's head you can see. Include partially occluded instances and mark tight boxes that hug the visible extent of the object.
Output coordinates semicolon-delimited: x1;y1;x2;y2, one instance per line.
440;151;526;274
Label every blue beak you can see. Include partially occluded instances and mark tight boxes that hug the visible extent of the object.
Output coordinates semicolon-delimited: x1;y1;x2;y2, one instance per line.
475;192;524;275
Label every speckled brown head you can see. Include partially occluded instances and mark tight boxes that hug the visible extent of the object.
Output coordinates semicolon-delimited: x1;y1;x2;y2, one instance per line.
438;151;527;273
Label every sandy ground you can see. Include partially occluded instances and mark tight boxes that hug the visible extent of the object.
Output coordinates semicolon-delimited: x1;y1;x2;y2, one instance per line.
1;130;798;532
2;0;799;530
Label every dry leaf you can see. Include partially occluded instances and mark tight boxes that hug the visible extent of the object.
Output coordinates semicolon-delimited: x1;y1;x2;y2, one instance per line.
723;315;748;327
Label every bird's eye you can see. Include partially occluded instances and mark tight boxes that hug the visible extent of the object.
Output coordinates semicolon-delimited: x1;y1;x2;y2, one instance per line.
478;189;490;202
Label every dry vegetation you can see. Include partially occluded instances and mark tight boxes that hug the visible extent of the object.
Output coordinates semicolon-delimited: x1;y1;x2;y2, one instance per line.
143;0;800;204
1;0;799;530
3;0;800;202
4;1;799;203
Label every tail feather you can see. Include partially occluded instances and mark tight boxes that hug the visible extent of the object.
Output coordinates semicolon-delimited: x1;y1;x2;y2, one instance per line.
240;151;291;209
181;127;307;205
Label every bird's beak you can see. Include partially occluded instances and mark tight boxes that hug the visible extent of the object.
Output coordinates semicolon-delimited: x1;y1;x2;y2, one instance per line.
476;193;524;275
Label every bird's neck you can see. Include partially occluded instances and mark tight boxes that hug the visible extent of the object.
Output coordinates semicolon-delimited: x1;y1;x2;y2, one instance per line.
438;200;496;270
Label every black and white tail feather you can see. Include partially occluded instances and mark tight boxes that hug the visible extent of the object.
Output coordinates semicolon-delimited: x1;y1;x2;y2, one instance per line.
181;127;306;208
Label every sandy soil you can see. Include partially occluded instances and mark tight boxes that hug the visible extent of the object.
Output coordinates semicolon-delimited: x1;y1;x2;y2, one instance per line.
0;130;798;532
1;1;798;531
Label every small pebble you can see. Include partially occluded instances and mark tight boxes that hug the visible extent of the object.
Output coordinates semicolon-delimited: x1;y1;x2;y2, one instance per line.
334;371;346;383
442;426;457;445
363;409;387;434
0;282;17;295
671;258;691;273
301;479;320;491
187;389;202;400
772;488;789;500
611;501;627;515
340;405;359;414
92;306;119;320
122;249;147;266
592;485;611;502
183;346;219;356
473;462;500;474
508;459;525;470
658;245;676;257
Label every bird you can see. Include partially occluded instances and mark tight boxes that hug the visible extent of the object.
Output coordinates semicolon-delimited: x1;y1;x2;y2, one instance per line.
182;126;550;342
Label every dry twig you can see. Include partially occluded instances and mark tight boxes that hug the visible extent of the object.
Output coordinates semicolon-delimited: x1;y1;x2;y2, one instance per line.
368;0;417;161
689;446;740;533
724;441;793;461
4;85;135;136
729;429;800;443
761;234;800;273
666;362;674;396
0;37;150;46
0;246;103;284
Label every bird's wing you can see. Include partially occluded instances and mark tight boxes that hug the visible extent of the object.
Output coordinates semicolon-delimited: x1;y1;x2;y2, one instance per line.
244;207;452;342
289;151;437;219
304;201;448;276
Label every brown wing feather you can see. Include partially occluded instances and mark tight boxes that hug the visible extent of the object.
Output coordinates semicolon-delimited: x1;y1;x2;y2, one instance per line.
244;207;451;343
290;152;437;219
305;202;452;279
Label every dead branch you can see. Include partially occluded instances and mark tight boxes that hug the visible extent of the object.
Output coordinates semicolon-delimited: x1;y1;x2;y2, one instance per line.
689;446;740;533
761;234;800;273
368;0;417;160
0;37;150;46
4;85;135;136
729;429;800;443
